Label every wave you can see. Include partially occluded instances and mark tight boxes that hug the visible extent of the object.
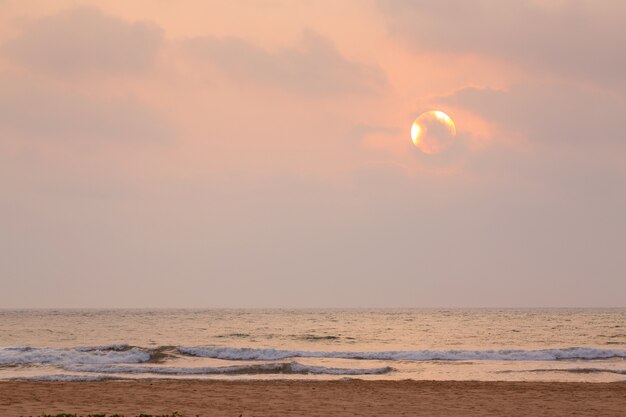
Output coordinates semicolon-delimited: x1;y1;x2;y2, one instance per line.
178;346;626;362
297;335;341;341
501;368;626;375
64;362;393;376
3;345;624;368
75;344;131;352
216;333;250;339
0;346;150;366
9;374;128;382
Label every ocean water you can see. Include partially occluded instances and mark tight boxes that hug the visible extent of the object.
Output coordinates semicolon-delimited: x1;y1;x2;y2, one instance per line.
0;309;624;382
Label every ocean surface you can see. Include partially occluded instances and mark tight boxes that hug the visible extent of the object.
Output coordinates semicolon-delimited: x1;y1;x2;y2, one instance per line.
1;309;625;382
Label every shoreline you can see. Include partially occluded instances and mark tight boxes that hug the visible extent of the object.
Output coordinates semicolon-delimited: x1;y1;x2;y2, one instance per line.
2;380;625;417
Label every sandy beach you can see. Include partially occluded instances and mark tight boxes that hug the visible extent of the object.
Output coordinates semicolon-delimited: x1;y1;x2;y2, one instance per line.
1;380;625;417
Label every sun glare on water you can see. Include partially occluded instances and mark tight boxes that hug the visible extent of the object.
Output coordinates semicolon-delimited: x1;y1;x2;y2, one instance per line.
411;111;457;154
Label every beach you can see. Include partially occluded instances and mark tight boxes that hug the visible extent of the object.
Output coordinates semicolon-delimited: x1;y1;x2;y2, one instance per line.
2;309;625;383
2;310;625;416
2;380;625;417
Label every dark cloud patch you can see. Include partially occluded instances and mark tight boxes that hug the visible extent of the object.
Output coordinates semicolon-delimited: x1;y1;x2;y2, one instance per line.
185;29;386;96
439;83;626;147
2;6;163;76
0;76;174;144
379;0;626;92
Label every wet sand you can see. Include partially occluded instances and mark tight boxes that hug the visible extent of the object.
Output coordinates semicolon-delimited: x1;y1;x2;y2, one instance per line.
1;380;625;417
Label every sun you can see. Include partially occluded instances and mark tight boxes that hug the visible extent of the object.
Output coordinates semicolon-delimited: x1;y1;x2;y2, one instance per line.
411;111;457;154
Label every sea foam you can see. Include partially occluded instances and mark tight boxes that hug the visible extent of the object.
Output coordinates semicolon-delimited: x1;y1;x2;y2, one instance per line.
177;346;626;361
64;362;393;376
11;374;126;382
0;346;150;365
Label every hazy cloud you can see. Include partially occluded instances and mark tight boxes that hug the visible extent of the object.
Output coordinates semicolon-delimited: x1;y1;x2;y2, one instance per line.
1;1;624;308
185;29;386;95
379;0;626;91
439;83;626;147
350;123;401;141
2;6;163;76
0;76;174;144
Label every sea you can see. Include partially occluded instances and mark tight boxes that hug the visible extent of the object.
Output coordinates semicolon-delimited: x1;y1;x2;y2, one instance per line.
1;309;625;382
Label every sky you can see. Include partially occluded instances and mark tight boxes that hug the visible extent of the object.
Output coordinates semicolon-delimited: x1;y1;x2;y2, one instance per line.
1;0;625;308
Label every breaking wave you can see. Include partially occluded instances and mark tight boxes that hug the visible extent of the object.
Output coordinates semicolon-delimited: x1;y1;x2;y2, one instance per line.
178;346;626;362
75;344;131;352
501;368;626;375
65;362;393;376
540;368;626;375
0;346;150;366
12;374;127;382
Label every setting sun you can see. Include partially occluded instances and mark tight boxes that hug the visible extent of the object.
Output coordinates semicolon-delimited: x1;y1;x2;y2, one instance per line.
411;110;457;154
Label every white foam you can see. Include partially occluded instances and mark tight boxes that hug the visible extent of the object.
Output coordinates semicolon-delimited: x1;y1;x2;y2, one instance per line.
75;344;130;352
178;346;626;361
64;362;393;376
523;368;626;375
178;346;298;361
287;363;393;375
0;346;150;365
8;374;123;382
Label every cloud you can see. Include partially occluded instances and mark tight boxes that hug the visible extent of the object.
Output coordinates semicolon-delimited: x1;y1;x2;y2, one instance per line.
438;82;626;147
2;6;163;76
184;29;386;96
379;0;626;91
350;123;401;145
0;75;174;144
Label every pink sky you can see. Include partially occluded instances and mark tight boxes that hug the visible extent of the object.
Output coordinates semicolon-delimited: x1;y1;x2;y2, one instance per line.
1;0;625;307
